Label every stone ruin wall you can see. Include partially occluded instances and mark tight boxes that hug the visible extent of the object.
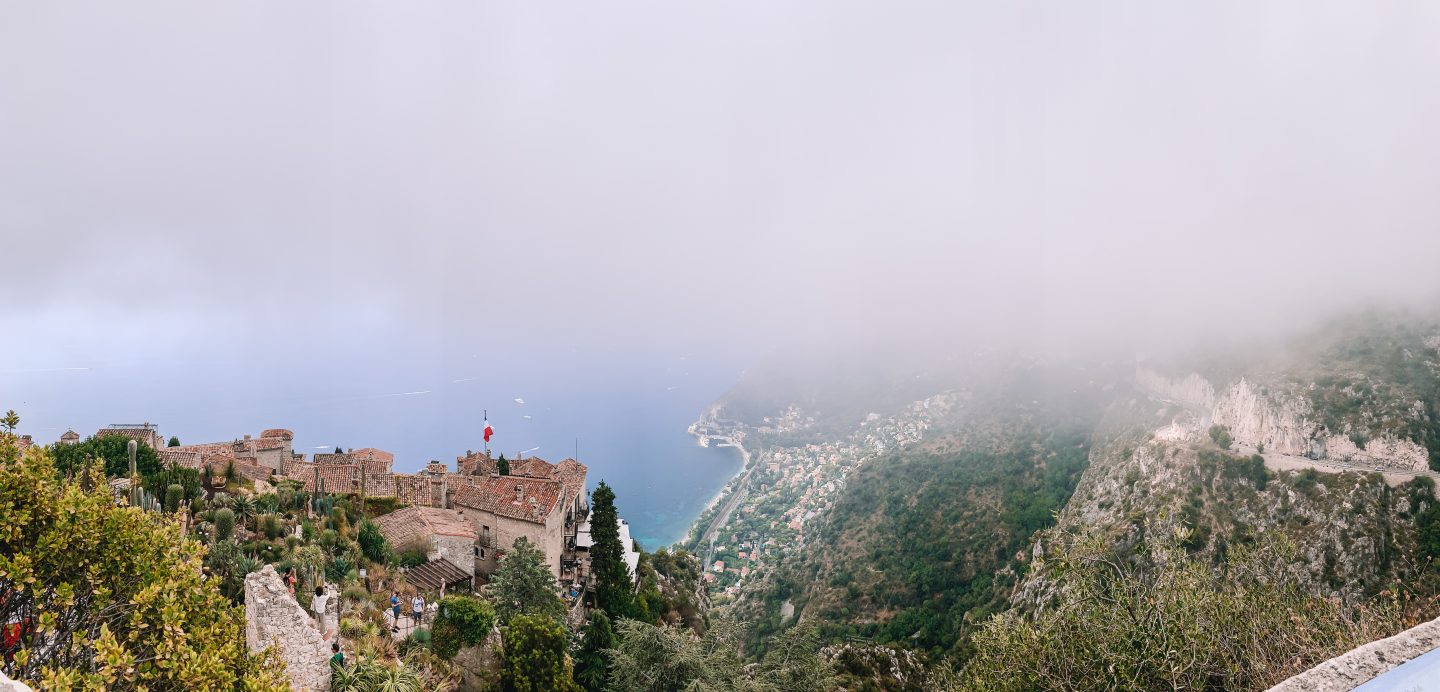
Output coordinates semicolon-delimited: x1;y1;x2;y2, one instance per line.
244;564;332;691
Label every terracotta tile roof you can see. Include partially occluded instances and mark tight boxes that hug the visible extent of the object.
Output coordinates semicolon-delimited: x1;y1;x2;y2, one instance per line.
15;435;33;451
167;442;237;457
232;460;275;481
509;457;556;479
96;426;163;447
374;506;478;548
313;453;355;465
405;558;471;593
456;451;499;476
450;475;563;523
158;448;203;469
259;428;294;441
236;438;288;452
349;448;394;464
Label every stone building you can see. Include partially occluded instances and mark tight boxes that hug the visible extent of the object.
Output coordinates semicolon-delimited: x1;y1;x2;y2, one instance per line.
58;430;79;445
233;429;294;471
451;473;574;579
373;506;479;577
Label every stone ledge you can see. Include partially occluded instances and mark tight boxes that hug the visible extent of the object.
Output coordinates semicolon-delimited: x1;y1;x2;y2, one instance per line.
1268;615;1440;691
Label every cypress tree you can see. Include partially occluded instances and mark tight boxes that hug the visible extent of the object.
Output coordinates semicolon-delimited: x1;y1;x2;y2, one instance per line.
498;453;510;476
573;610;615;692
589;481;635;618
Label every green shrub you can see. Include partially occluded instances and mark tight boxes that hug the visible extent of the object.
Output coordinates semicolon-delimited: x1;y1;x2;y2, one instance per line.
358;520;391;565
395;542;429;569
962;529;1409;689
400;627;432;656
342;584;372;604
431;595;496;660
214;508;235;541
1209;424;1233;450
261;514;283;539
164;483;184;513
327;555;353;583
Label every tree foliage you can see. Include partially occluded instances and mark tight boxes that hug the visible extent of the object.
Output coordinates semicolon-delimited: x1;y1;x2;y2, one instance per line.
589;481;636;618
501;614;579;692
1208;424;1234;450
756;426;1092;658
143;465;200;505
168;436;181;447
604;618;837;691
431;595;496;660
0;412;286;689
487;537;565;627
573;610;614;692
51;433;162;479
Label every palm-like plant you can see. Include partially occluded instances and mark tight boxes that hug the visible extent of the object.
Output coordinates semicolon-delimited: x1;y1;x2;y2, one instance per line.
231;494;258;531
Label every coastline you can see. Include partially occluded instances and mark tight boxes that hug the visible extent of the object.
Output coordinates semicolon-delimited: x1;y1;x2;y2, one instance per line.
679;406;754;551
699;442;750;512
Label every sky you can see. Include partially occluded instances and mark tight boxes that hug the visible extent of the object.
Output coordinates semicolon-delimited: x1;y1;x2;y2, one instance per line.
5;2;1440;459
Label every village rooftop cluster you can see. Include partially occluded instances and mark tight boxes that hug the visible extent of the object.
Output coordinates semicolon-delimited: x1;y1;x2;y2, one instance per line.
61;422;638;594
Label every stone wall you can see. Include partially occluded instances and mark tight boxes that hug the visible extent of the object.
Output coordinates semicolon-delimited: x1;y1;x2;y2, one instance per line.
245;564;332;691
431;533;477;576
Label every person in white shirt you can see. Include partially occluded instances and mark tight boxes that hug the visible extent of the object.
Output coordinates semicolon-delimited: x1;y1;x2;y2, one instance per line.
411;594;424;626
313;586;332;639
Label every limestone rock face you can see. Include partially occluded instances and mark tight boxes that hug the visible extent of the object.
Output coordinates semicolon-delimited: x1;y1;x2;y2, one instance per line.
1142;369;1431;471
245;564;331;691
1210;379;1317;456
1135;367;1216;410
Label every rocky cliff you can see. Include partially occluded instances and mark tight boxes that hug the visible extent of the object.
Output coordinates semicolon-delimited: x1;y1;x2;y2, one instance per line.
1138;366;1434;471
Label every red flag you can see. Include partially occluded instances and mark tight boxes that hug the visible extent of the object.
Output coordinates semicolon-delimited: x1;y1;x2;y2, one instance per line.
484;419;494;443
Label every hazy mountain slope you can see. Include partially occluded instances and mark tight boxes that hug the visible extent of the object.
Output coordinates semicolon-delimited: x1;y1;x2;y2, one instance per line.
1016;313;1440;608
722;360;1119;663
722;310;1440;685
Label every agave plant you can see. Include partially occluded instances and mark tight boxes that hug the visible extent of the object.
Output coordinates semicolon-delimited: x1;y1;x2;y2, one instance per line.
210;491;233;509
231;494;258;530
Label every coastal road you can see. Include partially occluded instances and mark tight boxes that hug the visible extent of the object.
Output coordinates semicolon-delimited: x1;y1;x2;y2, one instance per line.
700;466;754;567
1237;444;1440;488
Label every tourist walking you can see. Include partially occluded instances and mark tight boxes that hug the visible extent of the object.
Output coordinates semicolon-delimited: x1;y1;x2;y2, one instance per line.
329;642;344;669
312;585;332;639
410;593;424;627
390;591;401;632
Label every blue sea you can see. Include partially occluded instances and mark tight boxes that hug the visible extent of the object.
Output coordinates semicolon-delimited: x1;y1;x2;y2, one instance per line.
5;342;748;549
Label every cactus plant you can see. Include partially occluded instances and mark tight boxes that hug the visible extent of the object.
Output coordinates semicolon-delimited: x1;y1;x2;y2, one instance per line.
215;507;235;541
164;483;184;513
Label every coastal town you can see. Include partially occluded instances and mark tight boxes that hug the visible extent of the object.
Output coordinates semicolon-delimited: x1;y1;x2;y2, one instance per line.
686;393;959;604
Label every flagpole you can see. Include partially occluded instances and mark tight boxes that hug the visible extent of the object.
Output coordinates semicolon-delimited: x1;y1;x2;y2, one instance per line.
483;409;489;458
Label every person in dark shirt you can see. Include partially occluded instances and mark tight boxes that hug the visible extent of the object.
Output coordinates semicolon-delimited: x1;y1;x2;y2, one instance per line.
330;641;344;668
